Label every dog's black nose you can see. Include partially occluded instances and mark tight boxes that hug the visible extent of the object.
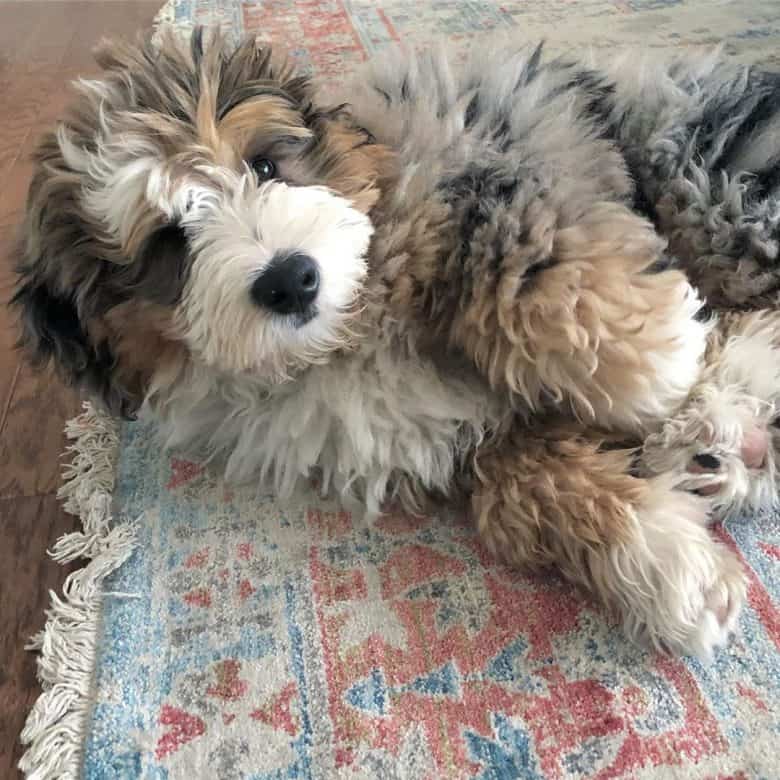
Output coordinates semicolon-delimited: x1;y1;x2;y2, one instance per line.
251;253;320;315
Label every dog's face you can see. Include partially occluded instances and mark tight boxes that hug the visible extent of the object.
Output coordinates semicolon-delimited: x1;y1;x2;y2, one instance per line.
13;28;391;416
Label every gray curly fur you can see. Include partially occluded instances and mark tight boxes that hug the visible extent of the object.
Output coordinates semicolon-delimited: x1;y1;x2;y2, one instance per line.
341;41;780;310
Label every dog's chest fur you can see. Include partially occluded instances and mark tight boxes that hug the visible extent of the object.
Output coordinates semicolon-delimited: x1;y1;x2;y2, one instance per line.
150;339;498;512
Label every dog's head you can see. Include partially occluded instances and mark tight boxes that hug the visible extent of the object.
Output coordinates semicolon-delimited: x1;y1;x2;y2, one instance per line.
12;27;391;416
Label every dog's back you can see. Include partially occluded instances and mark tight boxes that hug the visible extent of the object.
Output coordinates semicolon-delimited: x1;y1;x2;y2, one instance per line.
340;41;780;310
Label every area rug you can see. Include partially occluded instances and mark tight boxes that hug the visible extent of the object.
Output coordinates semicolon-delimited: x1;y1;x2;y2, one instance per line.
20;1;780;779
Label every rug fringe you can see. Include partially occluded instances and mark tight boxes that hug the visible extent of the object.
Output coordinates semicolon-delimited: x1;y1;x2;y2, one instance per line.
18;402;137;780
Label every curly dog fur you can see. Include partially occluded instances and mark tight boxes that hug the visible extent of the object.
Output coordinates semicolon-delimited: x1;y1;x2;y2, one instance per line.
12;28;780;657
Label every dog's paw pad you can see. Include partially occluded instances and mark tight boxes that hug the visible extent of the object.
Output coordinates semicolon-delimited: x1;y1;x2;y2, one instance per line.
685;452;724;496
691;453;720;471
740;427;769;470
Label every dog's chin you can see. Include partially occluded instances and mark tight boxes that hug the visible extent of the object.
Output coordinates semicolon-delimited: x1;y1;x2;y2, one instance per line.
269;303;362;377
184;300;360;383
288;306;318;329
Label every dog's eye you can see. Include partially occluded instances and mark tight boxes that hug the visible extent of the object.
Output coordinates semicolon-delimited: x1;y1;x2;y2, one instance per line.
250;157;277;181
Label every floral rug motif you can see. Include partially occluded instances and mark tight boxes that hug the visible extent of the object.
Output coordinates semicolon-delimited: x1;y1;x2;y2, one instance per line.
21;2;780;779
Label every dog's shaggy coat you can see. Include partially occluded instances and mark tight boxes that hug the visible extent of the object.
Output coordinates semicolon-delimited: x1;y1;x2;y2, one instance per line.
12;29;780;658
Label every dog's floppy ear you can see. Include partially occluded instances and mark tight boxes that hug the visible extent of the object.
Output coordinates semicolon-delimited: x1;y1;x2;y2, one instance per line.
11;121;145;419
12;263;139;420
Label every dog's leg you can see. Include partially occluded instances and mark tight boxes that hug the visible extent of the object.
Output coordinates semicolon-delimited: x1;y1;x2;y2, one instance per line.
472;424;746;658
449;201;711;435
641;309;780;520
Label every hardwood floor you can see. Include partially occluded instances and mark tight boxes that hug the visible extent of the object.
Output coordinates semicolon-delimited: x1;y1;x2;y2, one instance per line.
0;3;161;775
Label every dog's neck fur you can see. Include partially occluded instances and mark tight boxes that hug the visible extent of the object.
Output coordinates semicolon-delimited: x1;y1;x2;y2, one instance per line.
145;322;501;515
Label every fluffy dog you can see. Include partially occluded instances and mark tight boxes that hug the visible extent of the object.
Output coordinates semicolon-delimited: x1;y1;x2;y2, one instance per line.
12;28;780;658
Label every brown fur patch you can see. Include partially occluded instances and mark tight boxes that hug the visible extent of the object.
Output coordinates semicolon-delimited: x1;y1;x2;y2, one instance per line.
220;97;312;162
367;196;454;333
449;203;693;429
196;77;225;161
313;118;396;213
101;301;188;405
472;421;642;582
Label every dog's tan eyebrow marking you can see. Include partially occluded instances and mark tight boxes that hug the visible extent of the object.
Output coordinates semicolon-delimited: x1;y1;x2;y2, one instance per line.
241;134;310;165
219;96;311;137
218;97;313;164
217;85;300;120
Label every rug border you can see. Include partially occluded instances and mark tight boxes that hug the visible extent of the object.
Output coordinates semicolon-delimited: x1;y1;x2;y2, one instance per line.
18;403;136;780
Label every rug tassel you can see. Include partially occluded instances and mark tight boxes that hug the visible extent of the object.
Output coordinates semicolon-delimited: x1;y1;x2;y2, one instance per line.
18;402;137;780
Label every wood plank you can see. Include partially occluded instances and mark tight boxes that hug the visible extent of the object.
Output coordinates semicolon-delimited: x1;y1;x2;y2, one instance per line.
0;364;79;499
0;3;76;177
63;0;164;69
0;224;23;427
0;494;80;779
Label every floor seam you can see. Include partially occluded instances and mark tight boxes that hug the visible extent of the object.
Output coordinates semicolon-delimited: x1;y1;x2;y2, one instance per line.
0;362;22;439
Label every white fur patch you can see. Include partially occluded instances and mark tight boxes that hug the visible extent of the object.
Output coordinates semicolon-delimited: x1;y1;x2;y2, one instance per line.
147;344;501;515
611;475;746;658
179;179;374;376
82;150;161;249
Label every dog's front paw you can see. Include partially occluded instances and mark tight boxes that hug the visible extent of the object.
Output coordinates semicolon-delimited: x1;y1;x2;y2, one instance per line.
666;546;747;659
618;483;747;659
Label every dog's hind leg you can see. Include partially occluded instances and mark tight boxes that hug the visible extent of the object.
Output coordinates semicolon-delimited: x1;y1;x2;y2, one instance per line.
640;309;780;521
472;422;747;658
448;200;712;436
